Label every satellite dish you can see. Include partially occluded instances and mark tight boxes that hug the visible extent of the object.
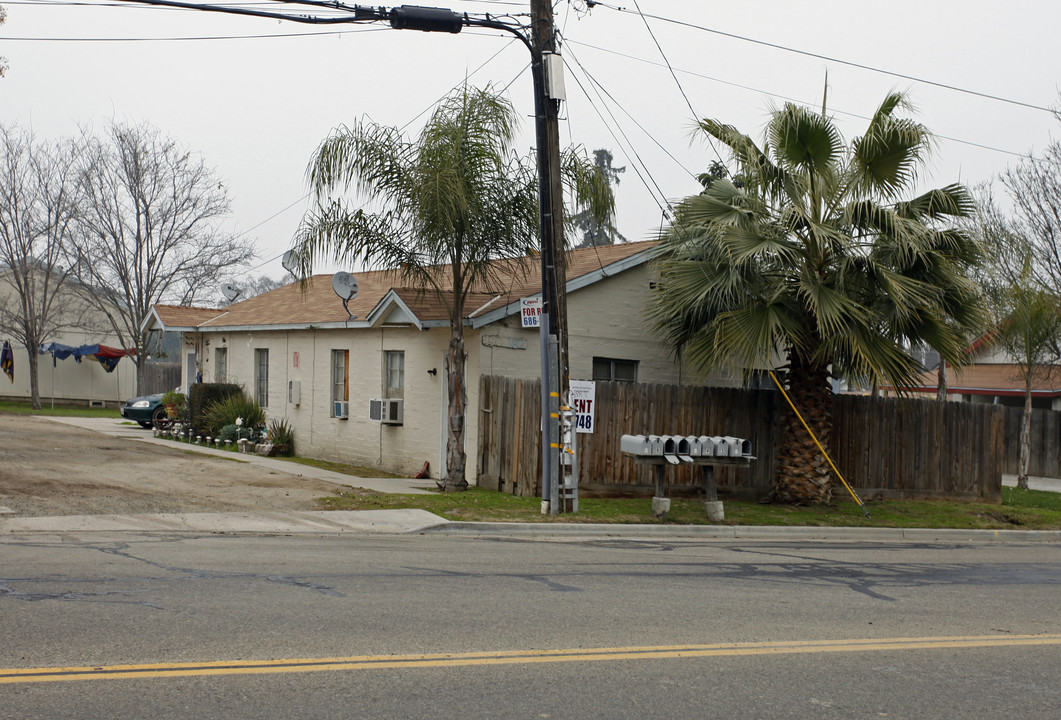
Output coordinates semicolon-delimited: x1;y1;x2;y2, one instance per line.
331;272;359;301
332;271;359;322
281;250;298;278
221;283;242;302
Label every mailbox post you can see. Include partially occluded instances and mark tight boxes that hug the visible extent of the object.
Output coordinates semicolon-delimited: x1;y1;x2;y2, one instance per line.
621;434;756;521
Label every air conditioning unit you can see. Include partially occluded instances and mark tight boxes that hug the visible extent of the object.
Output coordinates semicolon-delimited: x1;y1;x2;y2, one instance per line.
369;398;404;425
333;400;349;419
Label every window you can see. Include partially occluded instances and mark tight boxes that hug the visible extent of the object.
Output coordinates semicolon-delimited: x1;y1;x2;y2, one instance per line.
592;356;638;383
384;350;404;399
254;348;269;408
214;347;227;383
332;349;349;408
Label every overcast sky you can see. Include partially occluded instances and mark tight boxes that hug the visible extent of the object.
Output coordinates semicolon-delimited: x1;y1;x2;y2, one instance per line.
2;0;1059;292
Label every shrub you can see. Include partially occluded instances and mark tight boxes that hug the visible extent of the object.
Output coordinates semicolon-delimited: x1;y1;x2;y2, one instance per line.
201;392;266;436
217;424;245;444
267;417;295;456
160;390;186;420
189;383;243;431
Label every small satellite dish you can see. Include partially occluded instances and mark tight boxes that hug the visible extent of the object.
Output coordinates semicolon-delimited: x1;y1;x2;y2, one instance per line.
281;250;298;277
331;272;359;301
221;283;242;302
331;271;359;322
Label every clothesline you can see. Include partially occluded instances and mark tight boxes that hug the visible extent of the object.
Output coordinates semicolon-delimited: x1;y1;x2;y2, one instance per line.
38;342;137;373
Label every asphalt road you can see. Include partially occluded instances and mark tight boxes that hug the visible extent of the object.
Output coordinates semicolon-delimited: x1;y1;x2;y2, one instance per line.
2;532;1059;718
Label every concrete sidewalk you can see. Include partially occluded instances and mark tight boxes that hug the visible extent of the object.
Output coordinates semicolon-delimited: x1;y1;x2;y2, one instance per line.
42;416;438;495
4;509;1061;542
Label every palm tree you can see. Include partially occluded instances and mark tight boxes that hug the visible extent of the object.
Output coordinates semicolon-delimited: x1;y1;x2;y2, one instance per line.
292;84;613;492
650;93;986;504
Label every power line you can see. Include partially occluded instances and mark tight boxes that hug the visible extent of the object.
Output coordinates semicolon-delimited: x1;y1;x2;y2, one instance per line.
628;0;722;165
563;47;672;214
594;2;1056;115
564;38;1032;160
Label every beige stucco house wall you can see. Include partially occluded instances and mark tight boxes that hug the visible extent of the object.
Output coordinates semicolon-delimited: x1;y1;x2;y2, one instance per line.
146;241;740;482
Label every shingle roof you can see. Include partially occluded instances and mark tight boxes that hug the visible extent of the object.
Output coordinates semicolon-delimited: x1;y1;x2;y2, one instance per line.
166;240;659;330
151;304;227;329
909;362;1061;396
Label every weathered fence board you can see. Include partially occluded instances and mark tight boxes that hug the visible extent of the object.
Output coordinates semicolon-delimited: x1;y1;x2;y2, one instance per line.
1002;406;1061;478
477;375;1008;501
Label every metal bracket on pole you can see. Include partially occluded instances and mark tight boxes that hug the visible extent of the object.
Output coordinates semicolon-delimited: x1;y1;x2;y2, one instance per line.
547;333;560;516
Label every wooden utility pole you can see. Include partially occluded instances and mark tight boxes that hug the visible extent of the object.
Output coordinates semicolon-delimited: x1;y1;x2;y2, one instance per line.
530;0;569;513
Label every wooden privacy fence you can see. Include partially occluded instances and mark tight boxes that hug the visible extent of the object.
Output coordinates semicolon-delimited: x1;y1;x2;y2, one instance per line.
477;375;1005;501
141;363;182;396
1001;406;1061;478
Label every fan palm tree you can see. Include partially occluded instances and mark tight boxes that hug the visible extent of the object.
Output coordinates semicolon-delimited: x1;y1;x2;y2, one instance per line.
650;93;986;503
292;84;613;492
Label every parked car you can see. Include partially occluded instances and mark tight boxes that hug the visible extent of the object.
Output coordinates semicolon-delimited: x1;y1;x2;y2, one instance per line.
119;393;167;429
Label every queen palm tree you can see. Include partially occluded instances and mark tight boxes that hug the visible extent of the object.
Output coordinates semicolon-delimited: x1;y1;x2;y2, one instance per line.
292;84;613;492
650;93;986;504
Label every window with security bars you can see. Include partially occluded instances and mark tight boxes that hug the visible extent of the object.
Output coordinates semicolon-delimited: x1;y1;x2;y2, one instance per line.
254;348;269;407
592;356;638;383
332;350;349;405
214;347;227;382
384;350;404;399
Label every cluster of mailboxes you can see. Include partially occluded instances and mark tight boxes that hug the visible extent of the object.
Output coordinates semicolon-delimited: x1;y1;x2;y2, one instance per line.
620;434;753;465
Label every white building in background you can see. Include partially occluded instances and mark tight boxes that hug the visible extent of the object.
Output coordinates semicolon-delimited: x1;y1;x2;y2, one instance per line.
0;271;137;407
144;241;741;482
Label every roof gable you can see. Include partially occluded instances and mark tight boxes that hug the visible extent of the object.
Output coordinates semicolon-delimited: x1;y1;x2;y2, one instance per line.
154;240;660;332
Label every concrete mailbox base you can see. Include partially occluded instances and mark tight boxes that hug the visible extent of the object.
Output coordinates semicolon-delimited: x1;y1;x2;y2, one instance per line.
652;497;671;520
705;500;725;523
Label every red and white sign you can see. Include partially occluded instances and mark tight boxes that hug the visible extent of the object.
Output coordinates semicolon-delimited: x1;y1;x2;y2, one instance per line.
520;297;544;328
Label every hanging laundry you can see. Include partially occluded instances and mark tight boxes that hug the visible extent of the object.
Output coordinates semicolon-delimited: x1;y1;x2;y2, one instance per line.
1;341;13;383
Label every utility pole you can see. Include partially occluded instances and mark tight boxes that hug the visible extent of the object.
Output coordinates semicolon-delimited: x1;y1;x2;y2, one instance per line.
530;0;569;514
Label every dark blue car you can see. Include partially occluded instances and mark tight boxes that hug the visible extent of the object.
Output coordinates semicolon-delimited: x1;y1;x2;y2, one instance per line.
119;393;166;429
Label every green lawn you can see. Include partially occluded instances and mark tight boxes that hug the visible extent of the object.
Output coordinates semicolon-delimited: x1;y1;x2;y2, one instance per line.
0;400;121;418
316;485;1061;531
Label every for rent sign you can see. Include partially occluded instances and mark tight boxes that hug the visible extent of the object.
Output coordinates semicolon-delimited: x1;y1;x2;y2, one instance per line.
569;380;596;434
520;297;543;328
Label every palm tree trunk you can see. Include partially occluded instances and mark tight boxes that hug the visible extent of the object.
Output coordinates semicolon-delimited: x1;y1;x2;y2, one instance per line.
769;357;833;504
442;326;469;492
1018;377;1032;490
936;362;947;403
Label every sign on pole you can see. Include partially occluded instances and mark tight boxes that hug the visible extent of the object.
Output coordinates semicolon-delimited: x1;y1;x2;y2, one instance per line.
569;380;596;434
520;297;543;328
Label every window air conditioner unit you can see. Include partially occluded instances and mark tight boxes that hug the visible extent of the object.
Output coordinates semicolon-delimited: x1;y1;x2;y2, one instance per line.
333;400;349;419
369;398;404;425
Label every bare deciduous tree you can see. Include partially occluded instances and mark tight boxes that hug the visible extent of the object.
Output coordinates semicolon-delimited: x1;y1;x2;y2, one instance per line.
0;5;8;77
72;121;254;393
1002;141;1061;290
0;126;90;408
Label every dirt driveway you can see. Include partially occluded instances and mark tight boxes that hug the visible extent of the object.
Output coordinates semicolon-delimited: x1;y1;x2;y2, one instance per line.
0;415;351;517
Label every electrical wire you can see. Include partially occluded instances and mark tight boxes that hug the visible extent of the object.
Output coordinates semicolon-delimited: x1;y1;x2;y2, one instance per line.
628;0;723;166
594;2;1056;115
563;50;671;215
566;44;698;180
564;38;1033;160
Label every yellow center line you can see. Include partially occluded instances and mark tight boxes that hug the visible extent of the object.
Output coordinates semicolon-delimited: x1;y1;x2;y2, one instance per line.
3;634;1059;685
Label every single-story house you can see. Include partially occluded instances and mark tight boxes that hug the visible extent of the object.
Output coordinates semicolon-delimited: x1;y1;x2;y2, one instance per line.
903;342;1061;411
144;240;742;481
